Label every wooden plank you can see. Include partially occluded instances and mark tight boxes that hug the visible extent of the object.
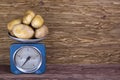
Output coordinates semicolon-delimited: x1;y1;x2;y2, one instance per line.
0;64;120;80
0;0;120;65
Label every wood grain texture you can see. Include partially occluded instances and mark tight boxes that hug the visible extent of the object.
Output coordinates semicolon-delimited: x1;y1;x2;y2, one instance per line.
0;64;120;80
0;0;120;65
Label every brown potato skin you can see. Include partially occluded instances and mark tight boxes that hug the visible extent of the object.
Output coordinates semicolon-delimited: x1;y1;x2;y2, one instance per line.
23;10;35;25
35;25;49;38
12;24;34;39
31;15;44;29
7;19;21;36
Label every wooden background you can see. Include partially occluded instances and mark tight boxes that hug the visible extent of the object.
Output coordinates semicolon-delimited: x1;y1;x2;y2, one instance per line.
0;0;120;65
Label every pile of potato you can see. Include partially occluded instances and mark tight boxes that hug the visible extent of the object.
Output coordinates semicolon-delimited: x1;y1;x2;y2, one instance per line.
7;10;49;39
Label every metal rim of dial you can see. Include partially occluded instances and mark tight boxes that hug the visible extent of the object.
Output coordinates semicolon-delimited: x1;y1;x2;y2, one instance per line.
13;46;42;73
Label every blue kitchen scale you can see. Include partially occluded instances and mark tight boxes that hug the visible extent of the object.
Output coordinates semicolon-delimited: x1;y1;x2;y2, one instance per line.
9;33;46;74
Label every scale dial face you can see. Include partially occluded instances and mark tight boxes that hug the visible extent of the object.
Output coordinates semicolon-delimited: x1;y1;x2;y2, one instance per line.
13;46;42;73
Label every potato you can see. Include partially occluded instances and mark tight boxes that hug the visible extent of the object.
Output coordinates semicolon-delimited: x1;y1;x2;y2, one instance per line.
35;25;49;38
23;10;35;25
7;19;21;36
12;24;34;39
9;31;15;36
31;15;44;29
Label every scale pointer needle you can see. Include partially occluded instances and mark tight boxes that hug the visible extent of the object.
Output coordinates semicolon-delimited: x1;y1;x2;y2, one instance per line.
22;56;31;67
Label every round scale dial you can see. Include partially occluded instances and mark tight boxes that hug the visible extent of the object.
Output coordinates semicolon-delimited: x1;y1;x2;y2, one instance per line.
14;46;42;73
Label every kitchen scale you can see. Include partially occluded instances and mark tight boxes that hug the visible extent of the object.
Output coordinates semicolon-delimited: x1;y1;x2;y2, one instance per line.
9;33;46;74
